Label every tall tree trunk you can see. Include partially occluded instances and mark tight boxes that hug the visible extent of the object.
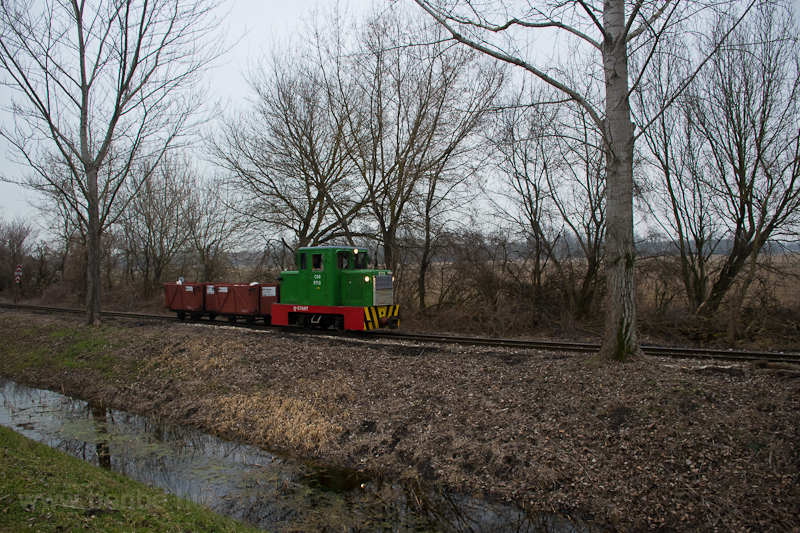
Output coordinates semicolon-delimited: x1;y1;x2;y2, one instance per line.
597;0;642;361
578;254;601;319
418;210;434;309
383;243;394;274
382;223;397;273
726;233;761;345
696;239;755;316
418;245;430;309
86;168;102;326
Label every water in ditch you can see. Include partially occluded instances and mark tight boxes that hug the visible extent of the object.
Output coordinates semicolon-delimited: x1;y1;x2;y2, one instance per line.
0;377;590;532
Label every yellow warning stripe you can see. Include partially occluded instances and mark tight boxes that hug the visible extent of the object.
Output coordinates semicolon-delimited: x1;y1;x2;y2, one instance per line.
364;307;377;329
363;305;400;330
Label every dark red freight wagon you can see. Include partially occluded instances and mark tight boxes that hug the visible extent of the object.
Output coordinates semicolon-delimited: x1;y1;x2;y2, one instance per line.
209;283;261;323
203;284;221;320
164;282;206;319
259;283;280;323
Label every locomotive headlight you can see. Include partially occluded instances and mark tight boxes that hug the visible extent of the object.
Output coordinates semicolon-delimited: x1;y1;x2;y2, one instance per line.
353;248;359;255
364;276;370;282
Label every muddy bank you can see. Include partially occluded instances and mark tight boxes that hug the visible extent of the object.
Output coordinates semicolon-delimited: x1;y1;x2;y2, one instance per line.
1;309;798;531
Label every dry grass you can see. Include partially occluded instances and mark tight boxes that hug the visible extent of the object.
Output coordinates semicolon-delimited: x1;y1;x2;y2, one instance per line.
395;254;800;349
208;392;343;451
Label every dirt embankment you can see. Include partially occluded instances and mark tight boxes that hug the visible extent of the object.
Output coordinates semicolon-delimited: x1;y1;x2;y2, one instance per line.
1;309;798;532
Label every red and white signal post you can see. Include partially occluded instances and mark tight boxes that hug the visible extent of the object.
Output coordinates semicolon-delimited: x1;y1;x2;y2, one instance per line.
14;264;22;303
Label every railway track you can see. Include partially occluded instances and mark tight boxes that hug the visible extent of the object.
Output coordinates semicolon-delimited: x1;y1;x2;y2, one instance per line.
3;302;800;364
371;331;800;364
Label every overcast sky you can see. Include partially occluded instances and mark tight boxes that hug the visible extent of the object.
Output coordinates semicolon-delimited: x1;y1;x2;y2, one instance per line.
5;0;798;222
0;0;371;221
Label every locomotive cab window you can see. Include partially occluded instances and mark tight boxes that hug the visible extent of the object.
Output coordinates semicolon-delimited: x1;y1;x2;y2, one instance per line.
299;253;307;270
337;251;349;269
354;252;367;269
312;253;323;271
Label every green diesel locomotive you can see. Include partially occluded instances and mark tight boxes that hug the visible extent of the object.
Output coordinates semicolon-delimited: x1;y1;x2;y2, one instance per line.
272;246;399;330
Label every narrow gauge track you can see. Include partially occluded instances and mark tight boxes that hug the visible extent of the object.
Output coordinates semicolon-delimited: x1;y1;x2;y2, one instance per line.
370;330;800;364
3;302;799;365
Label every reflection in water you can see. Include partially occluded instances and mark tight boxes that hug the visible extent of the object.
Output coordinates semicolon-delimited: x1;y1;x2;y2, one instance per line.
0;378;590;532
90;400;111;470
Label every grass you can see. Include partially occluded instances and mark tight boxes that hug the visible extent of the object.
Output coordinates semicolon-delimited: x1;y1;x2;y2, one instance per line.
0;425;260;533
0;319;138;380
50;327;111;370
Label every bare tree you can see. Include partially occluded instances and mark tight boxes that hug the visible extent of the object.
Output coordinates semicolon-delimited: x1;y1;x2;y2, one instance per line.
0;0;224;324
488;90;555;306
184;176;241;282
210;51;364;250
490;91;558;304
635;35;719;316
640;2;800;340
491;85;606;320
414;0;756;361
413;151;488;309
0;215;34;294
693;5;800;328
410;61;503;309
34;189;88;298
117;155;194;295
337;4;503;277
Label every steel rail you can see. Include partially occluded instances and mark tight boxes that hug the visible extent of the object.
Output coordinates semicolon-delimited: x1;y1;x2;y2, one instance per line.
368;331;800;363
2;302;799;364
0;303;175;322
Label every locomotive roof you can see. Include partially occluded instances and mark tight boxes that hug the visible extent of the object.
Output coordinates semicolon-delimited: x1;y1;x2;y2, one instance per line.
297;246;367;252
